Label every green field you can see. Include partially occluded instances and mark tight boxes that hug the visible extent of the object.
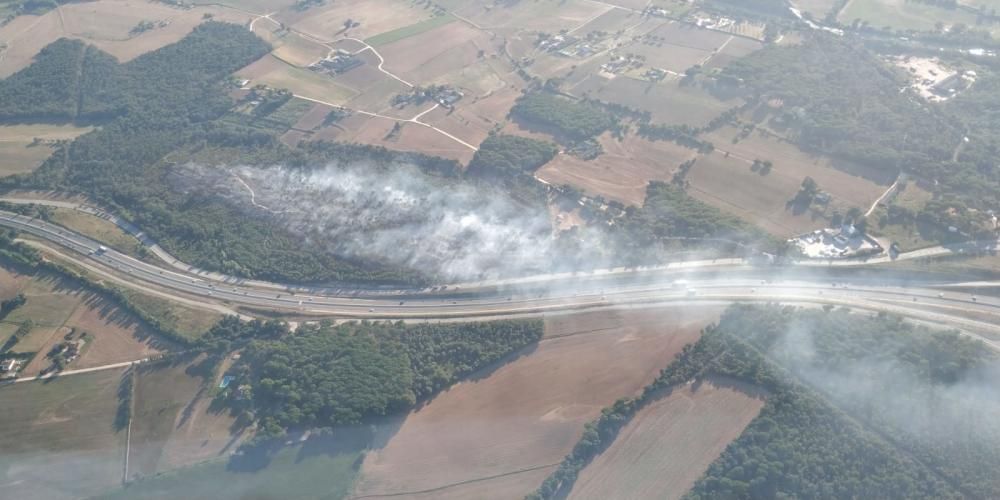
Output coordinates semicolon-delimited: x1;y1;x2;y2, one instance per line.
364;13;455;47
0;369;127;500
101;430;368;500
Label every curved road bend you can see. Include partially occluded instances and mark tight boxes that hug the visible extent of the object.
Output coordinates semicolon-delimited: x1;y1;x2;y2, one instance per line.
1;209;999;351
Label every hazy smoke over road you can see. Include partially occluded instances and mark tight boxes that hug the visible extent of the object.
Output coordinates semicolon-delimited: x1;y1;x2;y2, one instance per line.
174;162;602;281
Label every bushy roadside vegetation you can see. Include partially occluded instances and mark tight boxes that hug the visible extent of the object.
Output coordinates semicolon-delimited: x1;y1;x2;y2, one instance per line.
212;318;543;440
510;92;618;140
529;304;989;499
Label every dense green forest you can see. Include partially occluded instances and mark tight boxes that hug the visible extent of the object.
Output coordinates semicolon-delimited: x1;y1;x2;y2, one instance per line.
510;92;618;140
0;24;433;285
219;319;542;438
530;304;992;499
466;133;558;178
723;37;961;174
720;305;1000;499
722;36;999;233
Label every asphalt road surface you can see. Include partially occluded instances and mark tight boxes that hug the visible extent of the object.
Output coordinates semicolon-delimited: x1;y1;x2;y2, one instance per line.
1;209;998;350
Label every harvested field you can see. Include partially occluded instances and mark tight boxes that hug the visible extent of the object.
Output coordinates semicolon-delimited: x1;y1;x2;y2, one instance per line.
311;113;475;164
0;142;56;176
650;21;735;52
365;13;456;47
353;306;720;499
571;77;738;128
191;0;297;12
129;356;247;479
575;5;640;35
0;369;127;500
568;376;767;500
378;22;481;78
0;0;251;76
0;124;92;176
686;128;891;236
62;296;176;369
703;36;764;70
281;0;434;43
235;55;358;104
450;0;611;33
421;106;492;154
535;133;697;205
0;264;173;374
270;31;328;67
0;13;66;78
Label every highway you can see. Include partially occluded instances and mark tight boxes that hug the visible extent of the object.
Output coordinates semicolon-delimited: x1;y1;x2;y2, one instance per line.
1;207;999;350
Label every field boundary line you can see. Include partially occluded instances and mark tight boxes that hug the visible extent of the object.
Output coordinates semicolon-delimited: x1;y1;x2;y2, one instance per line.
865;174;901;217
122;367;136;485
349;462;560;499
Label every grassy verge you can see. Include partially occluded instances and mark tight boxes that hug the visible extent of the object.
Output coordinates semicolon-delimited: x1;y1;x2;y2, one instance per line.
48;207;143;258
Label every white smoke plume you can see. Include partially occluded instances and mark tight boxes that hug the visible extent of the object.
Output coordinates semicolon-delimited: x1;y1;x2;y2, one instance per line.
172;162;607;281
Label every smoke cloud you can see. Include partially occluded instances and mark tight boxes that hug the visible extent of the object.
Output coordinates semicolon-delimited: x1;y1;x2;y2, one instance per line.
172;162;608;281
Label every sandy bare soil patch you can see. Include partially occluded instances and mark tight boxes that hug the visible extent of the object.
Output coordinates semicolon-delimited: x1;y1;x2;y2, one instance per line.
569;376;767;500
535;133;696;205
0;1;250;76
353;306;720;499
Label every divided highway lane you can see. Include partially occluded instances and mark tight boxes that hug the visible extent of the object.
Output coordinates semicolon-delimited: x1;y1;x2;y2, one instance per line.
2;210;1000;350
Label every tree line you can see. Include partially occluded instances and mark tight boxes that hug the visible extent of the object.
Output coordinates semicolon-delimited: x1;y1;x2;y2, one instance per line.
529;304;981;499
213;318;543;442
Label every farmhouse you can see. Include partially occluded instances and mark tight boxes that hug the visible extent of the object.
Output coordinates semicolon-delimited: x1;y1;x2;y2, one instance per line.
310;54;363;76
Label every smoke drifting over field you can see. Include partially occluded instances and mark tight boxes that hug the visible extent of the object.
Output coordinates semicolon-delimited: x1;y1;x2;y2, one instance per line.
174;162;603;281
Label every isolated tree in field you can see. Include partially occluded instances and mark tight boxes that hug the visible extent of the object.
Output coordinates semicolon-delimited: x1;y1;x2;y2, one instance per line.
801;177;819;196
